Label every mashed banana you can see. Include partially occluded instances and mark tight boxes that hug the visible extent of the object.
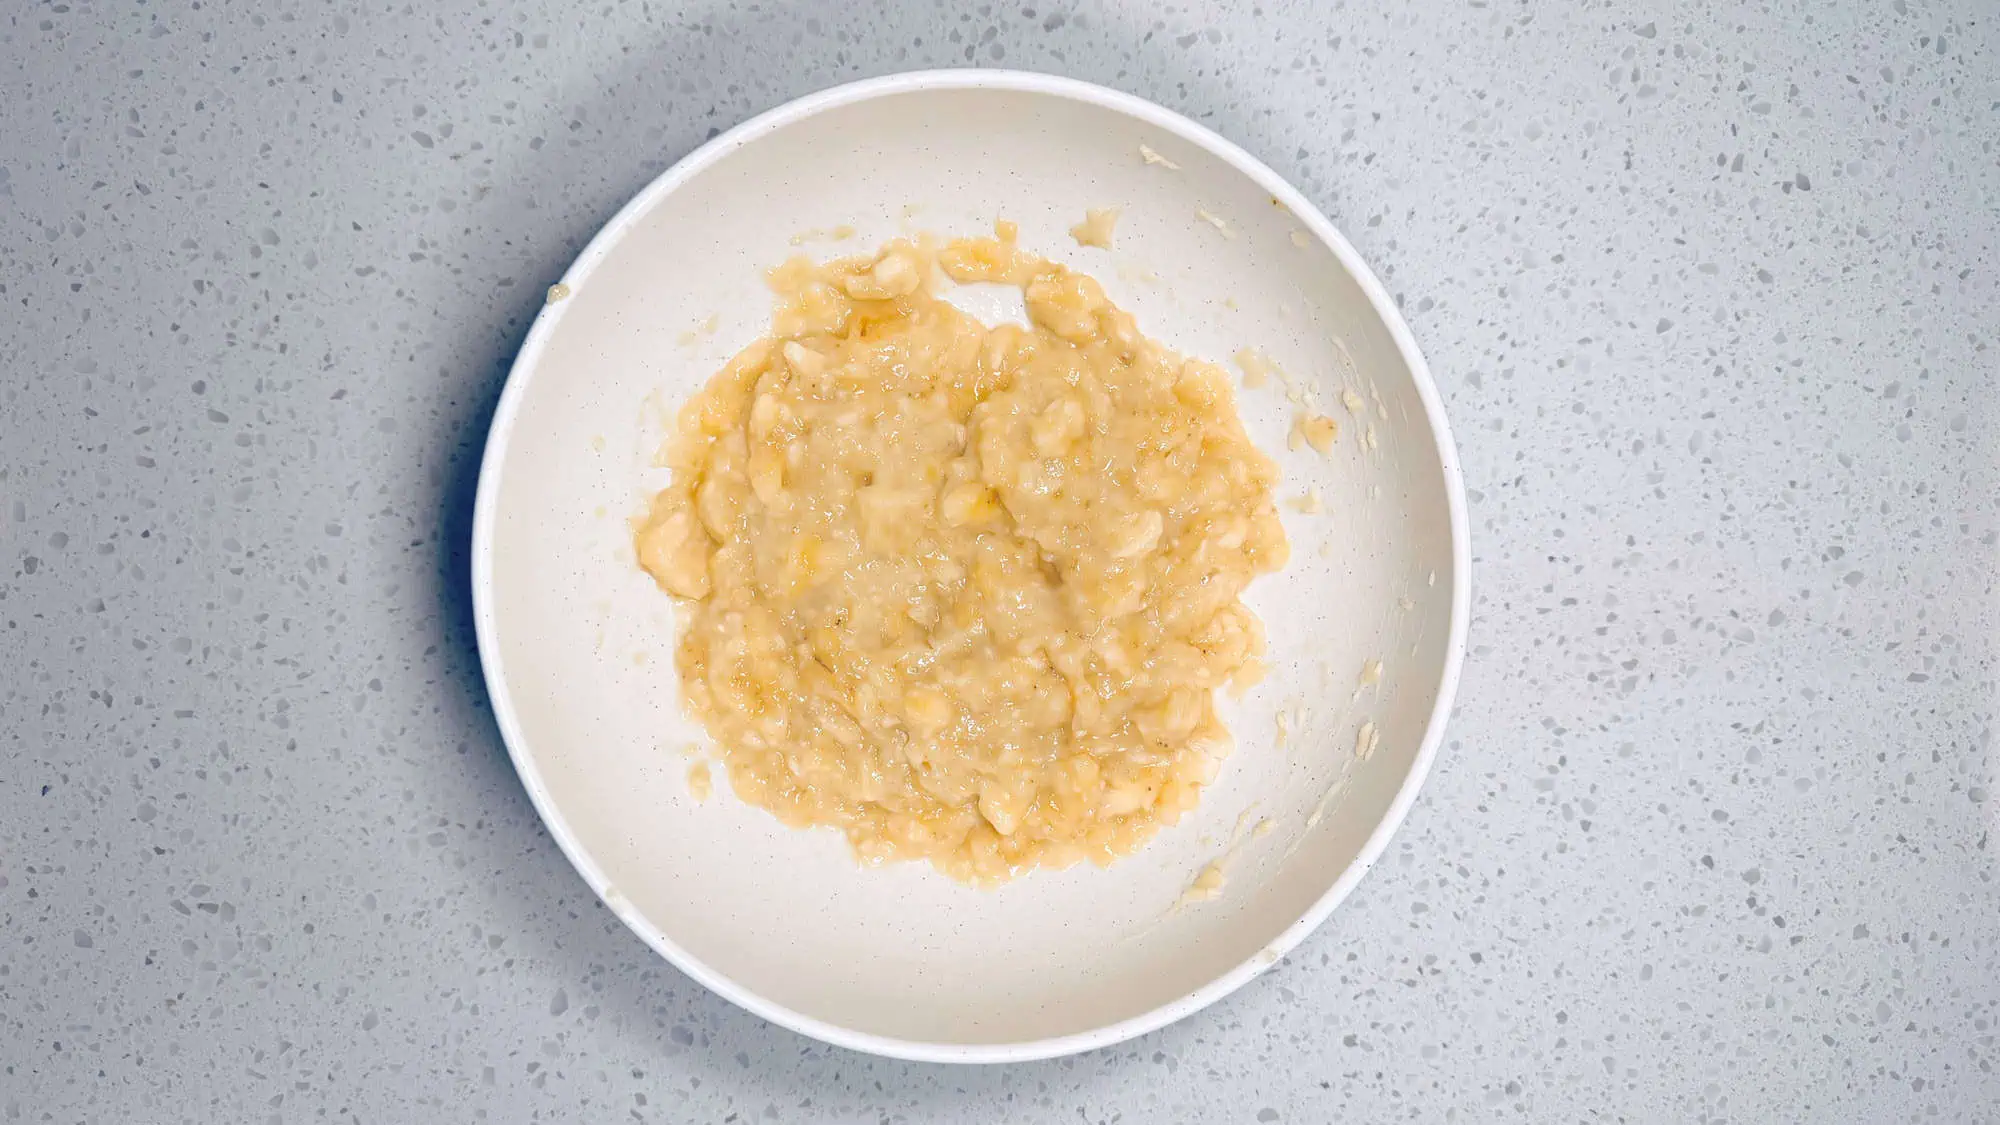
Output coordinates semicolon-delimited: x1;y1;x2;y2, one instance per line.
635;225;1288;884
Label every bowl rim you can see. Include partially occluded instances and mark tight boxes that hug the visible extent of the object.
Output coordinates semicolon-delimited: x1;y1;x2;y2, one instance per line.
470;67;1471;1065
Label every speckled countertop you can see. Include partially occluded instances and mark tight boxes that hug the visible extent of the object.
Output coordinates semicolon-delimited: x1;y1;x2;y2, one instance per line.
4;1;1997;1120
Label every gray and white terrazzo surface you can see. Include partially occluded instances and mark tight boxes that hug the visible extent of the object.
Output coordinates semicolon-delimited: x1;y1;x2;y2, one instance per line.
3;0;1997;1120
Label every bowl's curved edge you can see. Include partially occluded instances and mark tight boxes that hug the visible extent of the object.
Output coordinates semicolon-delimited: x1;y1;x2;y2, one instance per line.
469;67;1472;1065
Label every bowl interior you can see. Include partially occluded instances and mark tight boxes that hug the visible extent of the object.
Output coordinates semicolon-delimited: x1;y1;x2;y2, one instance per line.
479;77;1459;1055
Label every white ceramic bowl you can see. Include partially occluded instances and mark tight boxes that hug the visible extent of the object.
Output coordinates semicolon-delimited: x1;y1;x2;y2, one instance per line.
471;70;1468;1063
